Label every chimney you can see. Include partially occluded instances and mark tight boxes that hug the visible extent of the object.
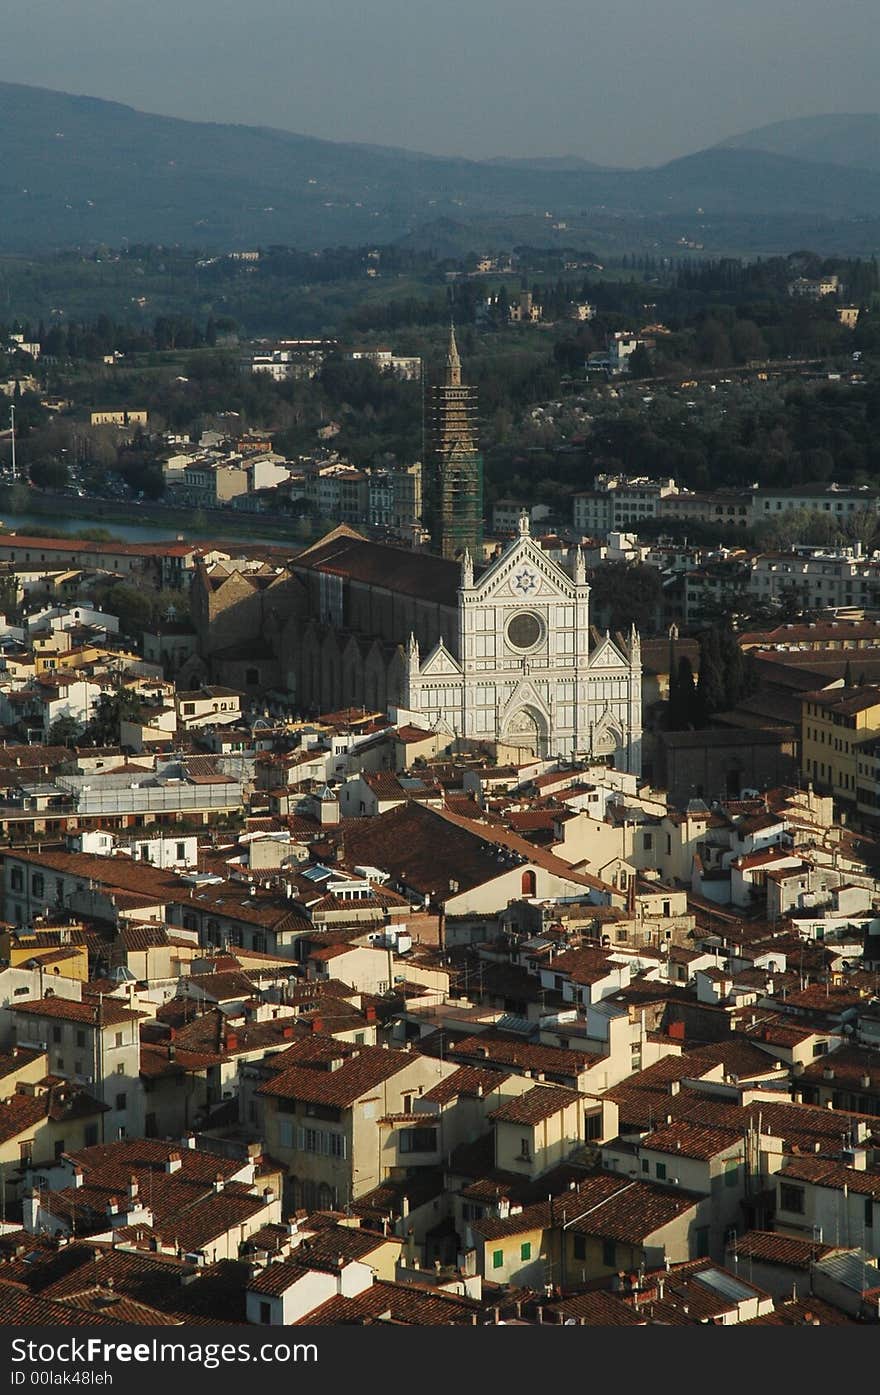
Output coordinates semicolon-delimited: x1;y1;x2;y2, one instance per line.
165;1152;182;1173
213;1171;225;1193
311;1017;324;1034
23;1190;40;1234
127;1174;138;1201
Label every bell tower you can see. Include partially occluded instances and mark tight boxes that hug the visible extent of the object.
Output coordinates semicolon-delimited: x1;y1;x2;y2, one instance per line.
426;325;484;562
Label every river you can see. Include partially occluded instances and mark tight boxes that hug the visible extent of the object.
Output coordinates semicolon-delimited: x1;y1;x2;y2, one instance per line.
0;510;297;546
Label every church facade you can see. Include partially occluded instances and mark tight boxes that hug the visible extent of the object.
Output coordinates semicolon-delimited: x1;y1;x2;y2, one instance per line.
401;514;642;769
192;520;642;771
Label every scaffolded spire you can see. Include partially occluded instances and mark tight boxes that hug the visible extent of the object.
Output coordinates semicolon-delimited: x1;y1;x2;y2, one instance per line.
446;322;462;387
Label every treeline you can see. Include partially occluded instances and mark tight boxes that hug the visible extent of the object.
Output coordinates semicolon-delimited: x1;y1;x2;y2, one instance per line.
1;314;237;361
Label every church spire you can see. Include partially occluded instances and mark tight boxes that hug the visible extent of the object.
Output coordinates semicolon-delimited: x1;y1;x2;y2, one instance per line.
446;322;462;387
460;546;474;588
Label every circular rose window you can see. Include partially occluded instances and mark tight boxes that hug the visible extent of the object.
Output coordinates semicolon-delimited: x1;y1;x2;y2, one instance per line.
506;611;543;651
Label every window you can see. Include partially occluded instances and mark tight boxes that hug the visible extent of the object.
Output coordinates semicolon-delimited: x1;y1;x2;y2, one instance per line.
866;1198;873;1229
19;1141;33;1166
518;1136;533;1161
299;1127;347;1158
31;874;44;898
492;1249;504;1270
602;1239;616;1268
10;867;23;891
115;1093;127;1112
400;1127;437;1154
54;1139;65;1160
643;832;653;851
656;1162;667;1180
780;1183;805;1215
520;1242;531;1262
114;1032;124;1048
573;1235;586;1261
521;869;537;897
695;1226;711;1258
641;1158;649;1173
116;1063;125;1075
76;1030;86;1048
584;1111;602;1142
176;843;186;861
259;1302;271;1325
84;1124;98;1147
52;1025;62;1044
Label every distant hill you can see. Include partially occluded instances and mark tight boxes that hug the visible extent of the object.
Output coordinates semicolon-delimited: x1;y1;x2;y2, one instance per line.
718;113;880;172
1;82;880;252
483;155;610;172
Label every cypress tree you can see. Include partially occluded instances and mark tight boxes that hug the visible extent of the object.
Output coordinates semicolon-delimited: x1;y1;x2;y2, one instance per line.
697;627;725;724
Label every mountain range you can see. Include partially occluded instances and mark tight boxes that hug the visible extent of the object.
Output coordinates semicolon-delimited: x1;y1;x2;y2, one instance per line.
1;82;879;253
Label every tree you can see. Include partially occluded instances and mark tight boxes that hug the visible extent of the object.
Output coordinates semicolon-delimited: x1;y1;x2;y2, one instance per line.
587;562;662;635
718;623;748;708
668;655;698;730
97;583;154;637
0;570;19;617
696;627;726;723
47;715;81;748
87;689;144;746
627;344;653;379
29;458;70;490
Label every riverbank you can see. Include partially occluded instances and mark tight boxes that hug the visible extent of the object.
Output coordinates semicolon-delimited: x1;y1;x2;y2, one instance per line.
0;484;317;545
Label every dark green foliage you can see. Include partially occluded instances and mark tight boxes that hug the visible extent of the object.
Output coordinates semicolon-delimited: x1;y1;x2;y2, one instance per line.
668;655;698;729
86;689;145;746
588;562;662;635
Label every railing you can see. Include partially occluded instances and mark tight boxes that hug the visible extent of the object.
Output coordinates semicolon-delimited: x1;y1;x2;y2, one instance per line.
62;783;244;815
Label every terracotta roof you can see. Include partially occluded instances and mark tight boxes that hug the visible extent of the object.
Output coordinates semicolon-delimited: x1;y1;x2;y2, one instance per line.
489;1084;583;1126
295;532;468;610
744;1295;858;1326
296;1276;482;1325
257;1044;417;1107
421;1065;511;1105
638;1121;743;1161
544;1290;646;1325
778;1156;880;1198
563;1178;702;1243
449;1032;599;1077
729;1230;833;1270
12;996;144;1026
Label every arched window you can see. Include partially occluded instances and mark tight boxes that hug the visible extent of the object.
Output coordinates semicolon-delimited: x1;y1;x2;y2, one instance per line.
521;869;537;897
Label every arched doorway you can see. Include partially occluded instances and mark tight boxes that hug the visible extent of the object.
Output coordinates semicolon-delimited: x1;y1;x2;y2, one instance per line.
503;706;548;757
592;718;626;769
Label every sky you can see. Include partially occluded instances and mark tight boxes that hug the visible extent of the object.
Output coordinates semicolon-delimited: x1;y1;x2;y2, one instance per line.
2;0;878;165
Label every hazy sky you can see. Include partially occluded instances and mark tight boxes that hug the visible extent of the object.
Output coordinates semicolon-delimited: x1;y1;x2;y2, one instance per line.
2;0;878;165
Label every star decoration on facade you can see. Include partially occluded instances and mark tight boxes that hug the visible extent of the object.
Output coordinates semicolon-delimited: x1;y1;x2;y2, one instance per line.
514;567;537;594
